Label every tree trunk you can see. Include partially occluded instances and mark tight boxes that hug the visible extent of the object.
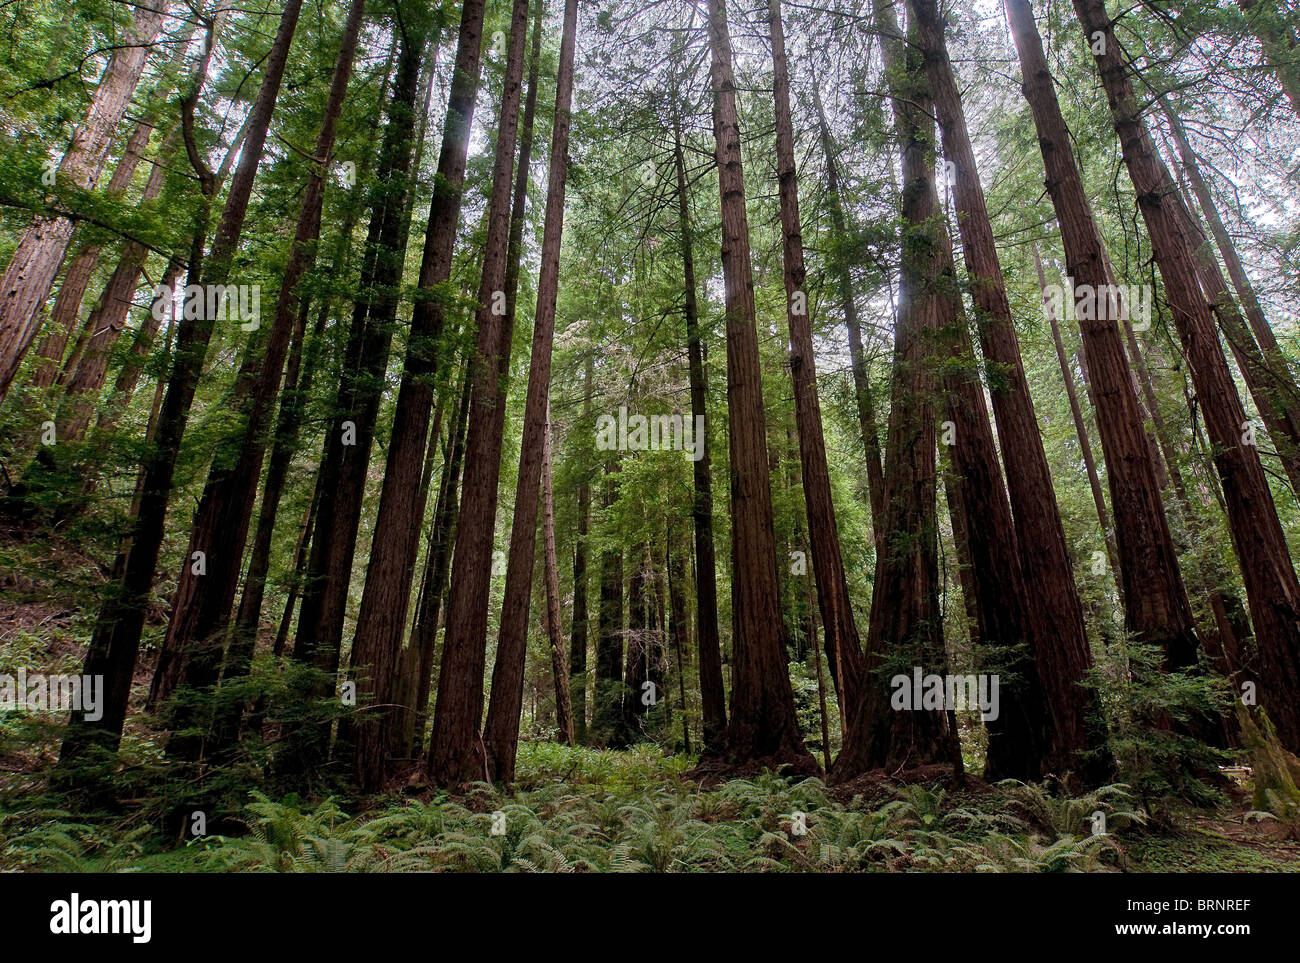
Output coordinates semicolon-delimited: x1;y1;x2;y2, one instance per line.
671;120;726;752
811;83;886;535
914;0;1107;780
768;0;867;736
1076;0;1300;749
291;22;430;699
1035;243;1120;582
59;0;306;765
159;0;369;764
541;406;575;746
668;524;692;754
417;0;527;789
704;0;813;771
836;0;961;780
32;25;201;389
0;0;168;401
1005;0;1200;673
569;357;593;744
1159;107;1300;497
593;459;625;746
480;0;580;784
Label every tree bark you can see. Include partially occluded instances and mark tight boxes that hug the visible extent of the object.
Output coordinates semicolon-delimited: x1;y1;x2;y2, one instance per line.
836;0;961;780
480;0;581;784
541;406;575;746
671;120;726;752
1075;0;1300;750
593;459;625;746
60;0;306;765
569;357;593;744
160;0;370;765
292;21;430;700
1035;243;1120;582
811;82;886;535
1005;0;1200;673
418;0;528;789
705;0;813;771
768;0;867;737
0;0;168;401
914;0;1107;780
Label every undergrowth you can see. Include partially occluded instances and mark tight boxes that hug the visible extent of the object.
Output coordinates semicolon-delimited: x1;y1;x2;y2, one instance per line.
0;742;1198;873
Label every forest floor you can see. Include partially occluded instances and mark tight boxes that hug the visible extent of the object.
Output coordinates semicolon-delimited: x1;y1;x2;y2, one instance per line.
2;530;1299;872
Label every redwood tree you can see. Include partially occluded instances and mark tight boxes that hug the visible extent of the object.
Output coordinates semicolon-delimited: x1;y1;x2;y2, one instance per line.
704;0;812;770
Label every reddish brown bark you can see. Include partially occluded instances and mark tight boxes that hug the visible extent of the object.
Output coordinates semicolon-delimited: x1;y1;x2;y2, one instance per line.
836;0;961;780
1076;0;1300;748
541;407;575;746
0;0;168;401
812;83;886;535
1006;0;1200;672
480;0;581;783
671;120;726;752
420;0;530;789
344;0;491;790
569;359;593;744
1035;244;1119;581
292;23;432;693
593;459;625;745
768;0;867;737
60;0;306;765
913;0;1106;780
705;0;813;771
159;0;369;765
1159;107;1300;497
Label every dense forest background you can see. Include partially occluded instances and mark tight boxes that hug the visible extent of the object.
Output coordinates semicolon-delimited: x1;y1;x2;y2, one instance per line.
1;0;1299;873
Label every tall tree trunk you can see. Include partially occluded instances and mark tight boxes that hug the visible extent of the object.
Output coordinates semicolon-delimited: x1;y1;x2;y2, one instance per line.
593;459;625;746
349;0;494;790
1035;243;1119;582
671;120;726;752
159;0;369;765
667;524;692;754
1158;108;1300;497
32;24;202;390
540;405;575;746
227;36;395;660
913;0;1107;780
96;257;184;432
811;82;886;535
1005;0;1200;673
880;0;1047;781
704;0;812;770
622;543;652;740
569;357;593;744
0;0;168;401
408;366;472;756
56;117;195;441
291;22;431;704
836;0;961;780
412;0;527;788
60;0;306;765
480;0;581;784
1075;0;1300;749
767;0;867;736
